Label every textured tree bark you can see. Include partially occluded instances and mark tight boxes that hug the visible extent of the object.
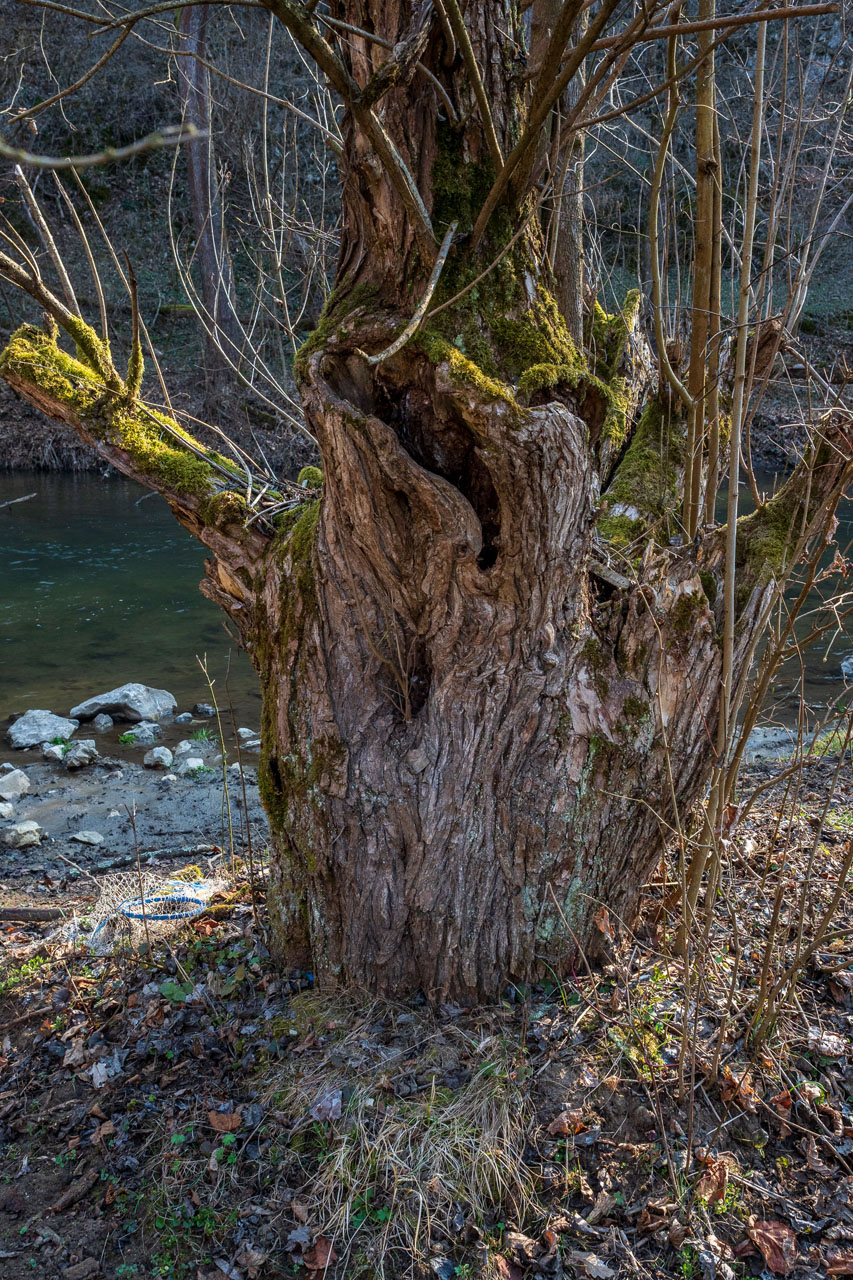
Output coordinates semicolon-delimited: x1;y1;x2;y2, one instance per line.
251;285;851;1000
2;0;851;1004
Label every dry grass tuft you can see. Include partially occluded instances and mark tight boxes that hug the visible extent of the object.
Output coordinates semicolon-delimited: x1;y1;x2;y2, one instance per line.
267;992;536;1276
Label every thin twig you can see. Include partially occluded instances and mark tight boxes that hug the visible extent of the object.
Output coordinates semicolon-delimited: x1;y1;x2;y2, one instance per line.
356;221;457;365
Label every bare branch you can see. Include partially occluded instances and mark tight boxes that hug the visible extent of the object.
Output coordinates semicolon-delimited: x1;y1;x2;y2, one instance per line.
8;27;129;123
589;1;841;50
0;122;200;169
261;0;437;253
356;221;458;365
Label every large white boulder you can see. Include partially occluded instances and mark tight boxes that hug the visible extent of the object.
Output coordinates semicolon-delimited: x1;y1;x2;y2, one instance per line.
70;683;176;723
7;710;78;750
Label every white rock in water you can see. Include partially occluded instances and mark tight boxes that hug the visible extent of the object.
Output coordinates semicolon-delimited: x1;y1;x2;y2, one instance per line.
71;830;104;846
193;703;215;717
6;710;78;750
237;727;257;741
176;756;205;776
65;740;99;770
0;769;30;801
0;802;13;820
2;820;42;848
70;683;176;723
174;737;213;756
143;746;173;770
92;713;114;731
121;721;161;746
174;712;193;724
43;743;66;763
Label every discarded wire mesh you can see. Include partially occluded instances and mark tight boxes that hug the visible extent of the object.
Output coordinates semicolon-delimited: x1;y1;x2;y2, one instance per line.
89;867;227;952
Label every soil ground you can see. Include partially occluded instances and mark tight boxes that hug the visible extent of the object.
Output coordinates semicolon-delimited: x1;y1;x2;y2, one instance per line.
2;754;853;1280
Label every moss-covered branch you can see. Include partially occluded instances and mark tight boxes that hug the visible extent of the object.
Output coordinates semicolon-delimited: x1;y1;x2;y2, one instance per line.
733;428;853;610
1;323;216;498
597;399;684;551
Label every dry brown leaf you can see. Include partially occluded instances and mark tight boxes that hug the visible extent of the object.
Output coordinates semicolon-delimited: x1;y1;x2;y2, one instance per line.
696;1158;729;1206
720;1066;758;1111
547;1109;586;1136
805;1135;835;1176
91;1119;116;1144
819;1104;845;1138
594;907;614;942
747;1220;798;1275
827;1252;853;1275
668;1219;687;1250
234;1243;267;1278
637;1200;672;1234
208;1110;242;1133
564;1248;616;1279
769;1088;793;1137
808;1027;848;1058
502;1231;540;1264
493;1258;524;1280
302;1235;337;1272
292;1199;309;1223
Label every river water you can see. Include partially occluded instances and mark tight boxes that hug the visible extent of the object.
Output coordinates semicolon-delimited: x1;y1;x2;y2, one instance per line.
0;471;261;754
1;470;852;751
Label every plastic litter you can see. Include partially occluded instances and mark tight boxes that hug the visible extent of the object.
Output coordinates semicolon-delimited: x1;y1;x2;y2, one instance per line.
88;867;228;952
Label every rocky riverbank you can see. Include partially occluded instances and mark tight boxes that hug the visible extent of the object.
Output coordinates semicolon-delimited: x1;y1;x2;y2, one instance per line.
0;755;267;885
1;683;268;886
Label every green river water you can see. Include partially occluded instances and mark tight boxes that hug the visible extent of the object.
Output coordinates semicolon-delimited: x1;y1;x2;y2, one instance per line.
0;471;261;745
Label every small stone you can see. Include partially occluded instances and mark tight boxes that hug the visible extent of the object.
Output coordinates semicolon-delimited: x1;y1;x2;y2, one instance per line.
176;756;205;777
237;727;257;741
62;1258;101;1280
0;802;13;820
2;820;42;848
241;739;261;752
0;768;30;801
43;742;66;763
65;740;99;770
6;710;79;750
160;773;178;785
120;720;161;747
143;746;173;770
91;713;114;731
193;702;216;717
71;830;104;846
174;711;193;724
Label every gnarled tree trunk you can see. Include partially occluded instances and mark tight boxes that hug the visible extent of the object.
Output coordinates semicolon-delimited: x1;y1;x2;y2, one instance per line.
1;0;850;1003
